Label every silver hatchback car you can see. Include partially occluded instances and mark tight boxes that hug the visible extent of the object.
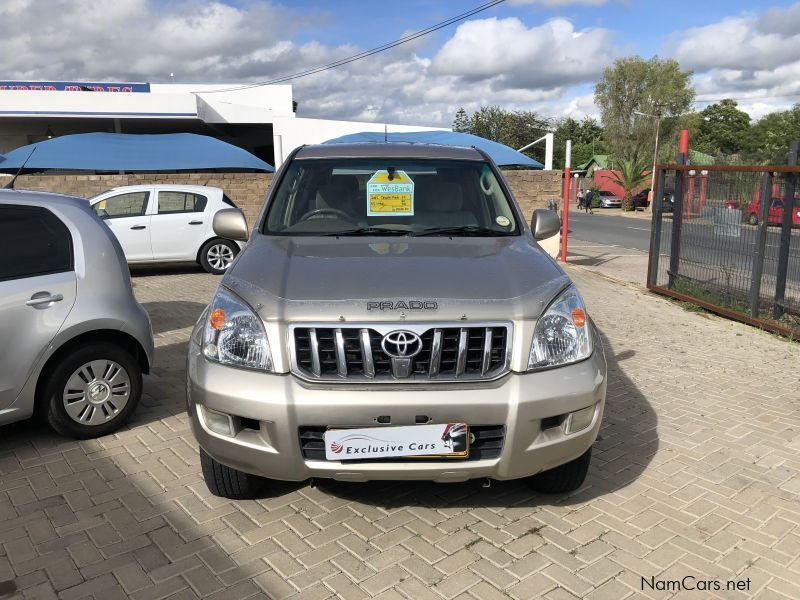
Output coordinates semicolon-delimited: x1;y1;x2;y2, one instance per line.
0;190;154;438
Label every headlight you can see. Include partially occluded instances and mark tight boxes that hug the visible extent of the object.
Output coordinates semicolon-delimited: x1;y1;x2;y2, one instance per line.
203;287;273;371
528;286;592;369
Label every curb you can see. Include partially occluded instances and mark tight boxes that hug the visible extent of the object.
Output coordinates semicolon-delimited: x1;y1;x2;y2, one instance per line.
562;261;649;293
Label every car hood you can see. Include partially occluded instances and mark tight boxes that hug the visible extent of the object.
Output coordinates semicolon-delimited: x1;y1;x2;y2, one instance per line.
223;234;570;321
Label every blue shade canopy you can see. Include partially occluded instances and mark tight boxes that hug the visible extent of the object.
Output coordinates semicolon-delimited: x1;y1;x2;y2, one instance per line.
323;131;543;168
0;133;273;172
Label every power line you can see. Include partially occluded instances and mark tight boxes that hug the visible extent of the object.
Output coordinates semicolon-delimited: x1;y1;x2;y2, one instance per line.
194;0;507;94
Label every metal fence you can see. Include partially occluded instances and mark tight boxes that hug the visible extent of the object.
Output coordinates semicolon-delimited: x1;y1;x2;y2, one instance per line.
647;162;800;338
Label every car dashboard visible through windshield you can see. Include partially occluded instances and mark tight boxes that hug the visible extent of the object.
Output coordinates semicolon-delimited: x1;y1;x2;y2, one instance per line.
263;159;520;237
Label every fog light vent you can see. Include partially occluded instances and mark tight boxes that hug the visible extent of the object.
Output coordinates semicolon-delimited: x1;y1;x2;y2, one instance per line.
541;415;564;430
239;417;260;431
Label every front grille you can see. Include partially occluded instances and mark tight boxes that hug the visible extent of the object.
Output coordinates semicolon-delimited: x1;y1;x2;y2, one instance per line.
299;425;505;462
290;323;511;382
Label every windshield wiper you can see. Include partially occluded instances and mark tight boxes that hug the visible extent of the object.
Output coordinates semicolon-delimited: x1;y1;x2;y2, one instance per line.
322;227;411;236
412;226;512;237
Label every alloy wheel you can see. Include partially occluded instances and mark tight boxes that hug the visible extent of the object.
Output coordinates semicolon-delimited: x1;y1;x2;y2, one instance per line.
207;243;234;270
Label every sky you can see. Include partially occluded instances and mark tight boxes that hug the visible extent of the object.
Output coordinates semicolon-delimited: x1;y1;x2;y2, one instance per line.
2;0;800;126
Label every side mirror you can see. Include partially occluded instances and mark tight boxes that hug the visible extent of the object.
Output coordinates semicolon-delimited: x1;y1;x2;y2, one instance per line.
530;208;561;240
213;208;249;242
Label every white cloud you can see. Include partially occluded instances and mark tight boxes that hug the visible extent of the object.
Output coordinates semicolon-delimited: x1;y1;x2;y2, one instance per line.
556;93;600;119
0;1;614;126
431;17;615;90
670;4;800;118
0;0;323;81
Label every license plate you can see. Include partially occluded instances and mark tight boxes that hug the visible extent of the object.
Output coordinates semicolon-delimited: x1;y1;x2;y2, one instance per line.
324;423;469;460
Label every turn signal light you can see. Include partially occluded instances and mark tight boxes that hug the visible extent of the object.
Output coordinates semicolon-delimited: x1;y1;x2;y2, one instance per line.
209;308;226;330
571;307;586;328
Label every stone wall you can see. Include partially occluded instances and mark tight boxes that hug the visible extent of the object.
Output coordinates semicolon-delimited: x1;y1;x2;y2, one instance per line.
13;172;274;227
11;168;562;229
501;169;563;221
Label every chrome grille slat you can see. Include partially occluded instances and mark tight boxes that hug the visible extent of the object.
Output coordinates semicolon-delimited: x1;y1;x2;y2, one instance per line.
309;328;321;376
291;323;511;383
334;329;347;377
360;329;375;378
429;329;442;377
455;328;468;377
481;328;493;375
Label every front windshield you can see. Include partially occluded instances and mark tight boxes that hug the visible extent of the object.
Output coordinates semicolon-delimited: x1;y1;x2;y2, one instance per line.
263;159;519;236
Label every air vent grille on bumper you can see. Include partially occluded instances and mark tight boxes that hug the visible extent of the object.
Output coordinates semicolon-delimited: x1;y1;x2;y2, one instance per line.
299;425;505;462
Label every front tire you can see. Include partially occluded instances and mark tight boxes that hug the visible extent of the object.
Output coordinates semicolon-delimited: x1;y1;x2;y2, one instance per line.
200;239;238;275
43;343;142;439
200;448;268;499
527;448;592;493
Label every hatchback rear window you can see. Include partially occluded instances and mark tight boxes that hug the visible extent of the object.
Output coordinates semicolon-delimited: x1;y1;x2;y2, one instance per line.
0;205;73;281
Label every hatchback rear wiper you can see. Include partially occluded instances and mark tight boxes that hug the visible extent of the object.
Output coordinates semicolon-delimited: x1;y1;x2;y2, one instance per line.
412;226;512;237
323;227;411;236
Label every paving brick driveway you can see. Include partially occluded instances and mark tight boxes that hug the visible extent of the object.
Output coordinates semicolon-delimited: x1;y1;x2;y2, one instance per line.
1;263;799;600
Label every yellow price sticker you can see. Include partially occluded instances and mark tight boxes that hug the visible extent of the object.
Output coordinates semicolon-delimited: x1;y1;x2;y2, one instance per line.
367;170;414;216
369;193;412;213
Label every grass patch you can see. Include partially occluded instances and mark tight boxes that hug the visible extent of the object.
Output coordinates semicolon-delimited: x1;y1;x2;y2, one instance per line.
672;275;751;314
670;275;800;339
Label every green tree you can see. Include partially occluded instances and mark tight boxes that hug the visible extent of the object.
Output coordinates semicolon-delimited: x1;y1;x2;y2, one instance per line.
694;99;751;156
452;107;470;133
553;116;605;167
608;157;650;212
744;103;800;164
466;105;551;164
469;105;510;142
594;56;694;162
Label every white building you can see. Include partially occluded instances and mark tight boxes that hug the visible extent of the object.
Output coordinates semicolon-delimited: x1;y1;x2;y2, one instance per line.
0;81;445;167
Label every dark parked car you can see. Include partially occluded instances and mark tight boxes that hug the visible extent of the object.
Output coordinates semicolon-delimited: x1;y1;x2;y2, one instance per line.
632;188;651;210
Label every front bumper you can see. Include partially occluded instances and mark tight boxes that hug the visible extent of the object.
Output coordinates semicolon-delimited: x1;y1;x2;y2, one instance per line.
187;335;607;483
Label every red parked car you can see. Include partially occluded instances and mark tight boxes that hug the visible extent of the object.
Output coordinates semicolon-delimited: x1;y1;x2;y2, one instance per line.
745;197;800;226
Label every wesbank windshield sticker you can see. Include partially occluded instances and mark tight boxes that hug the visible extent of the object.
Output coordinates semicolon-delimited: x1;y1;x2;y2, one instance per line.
367;170;414;216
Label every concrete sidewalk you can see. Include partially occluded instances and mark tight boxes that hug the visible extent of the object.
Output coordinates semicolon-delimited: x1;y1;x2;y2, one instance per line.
1;265;799;599
567;240;649;286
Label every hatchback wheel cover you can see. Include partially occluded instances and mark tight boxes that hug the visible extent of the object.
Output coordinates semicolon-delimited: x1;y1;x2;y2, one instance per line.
62;360;131;426
208;244;234;270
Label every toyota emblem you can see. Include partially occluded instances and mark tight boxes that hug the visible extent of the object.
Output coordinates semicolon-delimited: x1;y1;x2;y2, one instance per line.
381;330;423;358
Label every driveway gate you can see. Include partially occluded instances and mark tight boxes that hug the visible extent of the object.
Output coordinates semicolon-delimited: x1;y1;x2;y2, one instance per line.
647;152;800;338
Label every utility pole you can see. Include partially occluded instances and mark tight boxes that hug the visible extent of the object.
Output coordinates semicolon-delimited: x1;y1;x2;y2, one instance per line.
633;106;664;212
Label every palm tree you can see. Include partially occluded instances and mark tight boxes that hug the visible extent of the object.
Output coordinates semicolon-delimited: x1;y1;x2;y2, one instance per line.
609;157;650;212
